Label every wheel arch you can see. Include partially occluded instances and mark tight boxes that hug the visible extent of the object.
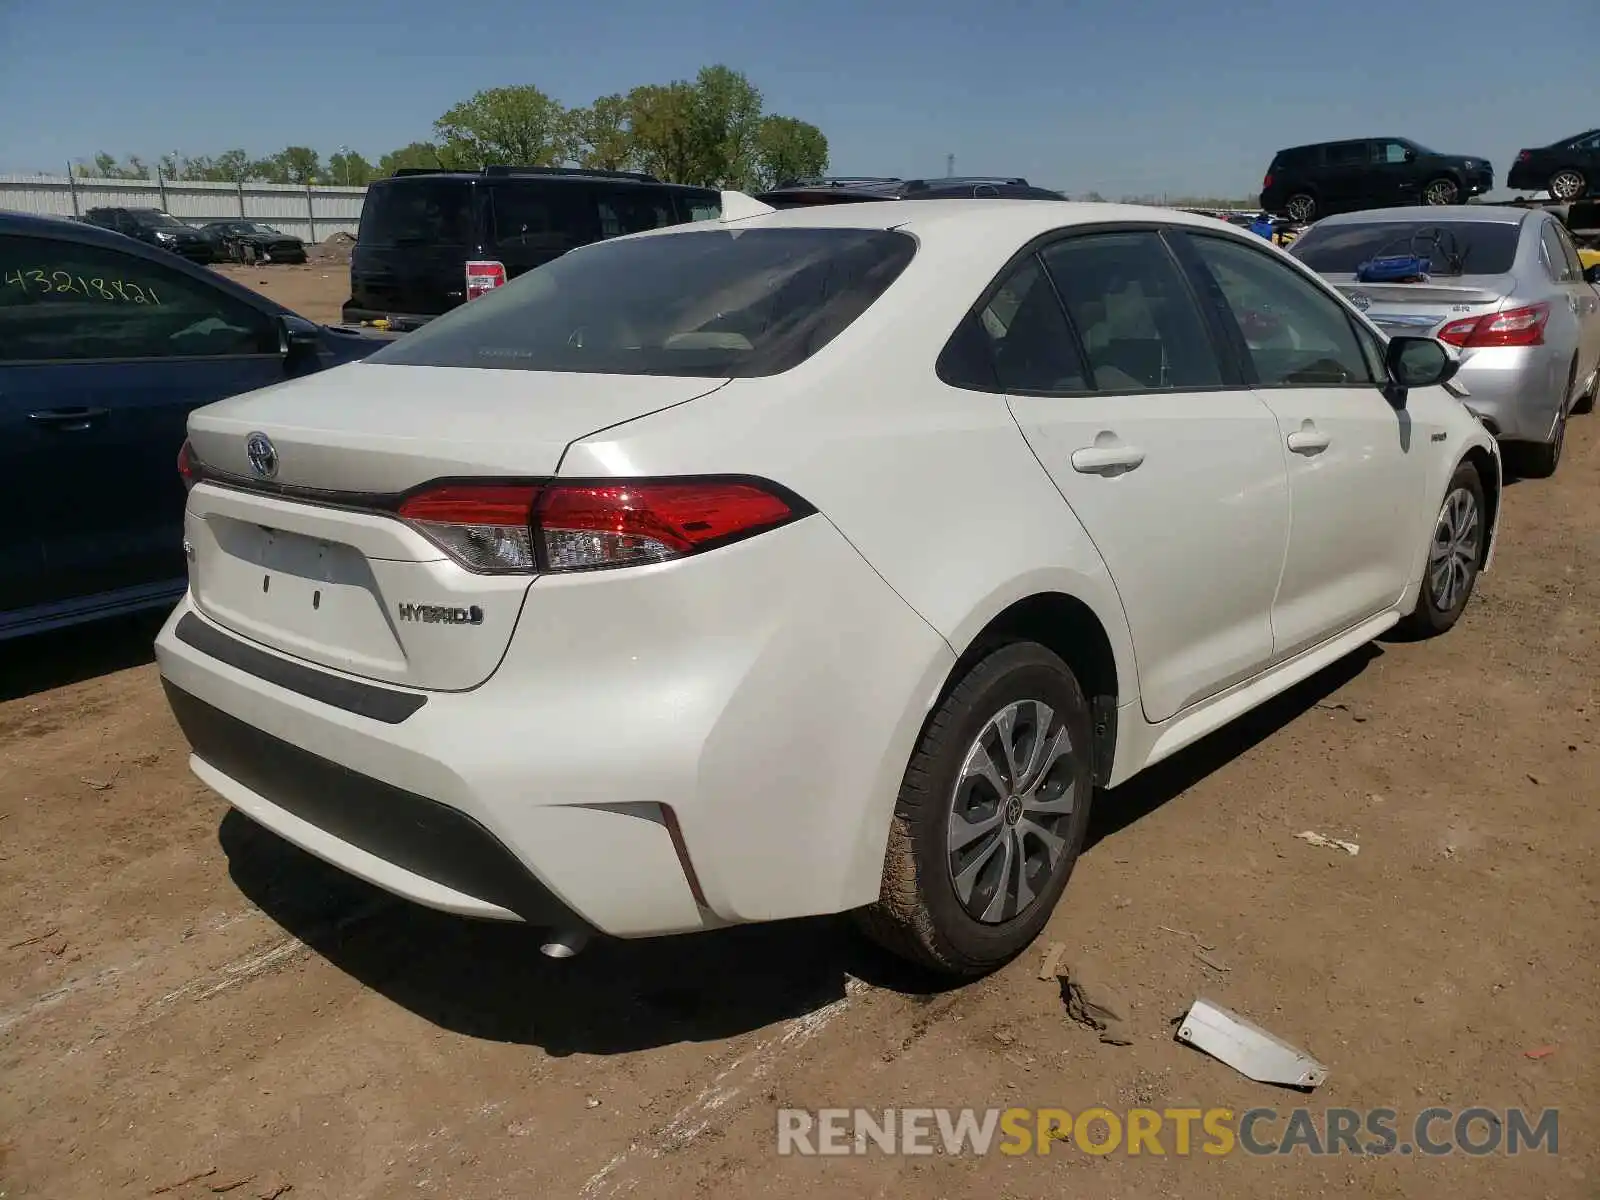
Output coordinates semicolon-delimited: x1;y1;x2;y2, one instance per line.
938;586;1133;787
1458;442;1501;568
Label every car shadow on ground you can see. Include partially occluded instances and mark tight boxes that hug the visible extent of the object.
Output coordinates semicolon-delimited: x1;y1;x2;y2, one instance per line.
0;610;169;703
222;642;1382;1056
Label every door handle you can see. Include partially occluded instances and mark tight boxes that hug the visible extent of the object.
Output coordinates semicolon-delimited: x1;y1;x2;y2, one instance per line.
1286;427;1330;455
28;407;110;431
1070;444;1146;475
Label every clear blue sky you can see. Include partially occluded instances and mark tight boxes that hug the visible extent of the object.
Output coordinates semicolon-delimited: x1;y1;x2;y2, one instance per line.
1;0;1594;197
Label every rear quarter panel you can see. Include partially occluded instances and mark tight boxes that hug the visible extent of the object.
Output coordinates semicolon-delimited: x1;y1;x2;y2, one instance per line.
557;232;1141;892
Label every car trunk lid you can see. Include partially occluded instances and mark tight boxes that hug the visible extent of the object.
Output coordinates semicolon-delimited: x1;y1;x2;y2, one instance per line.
1328;273;1512;337
183;364;728;690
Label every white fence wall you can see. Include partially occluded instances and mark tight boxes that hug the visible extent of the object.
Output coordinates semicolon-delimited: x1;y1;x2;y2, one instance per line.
0;174;368;242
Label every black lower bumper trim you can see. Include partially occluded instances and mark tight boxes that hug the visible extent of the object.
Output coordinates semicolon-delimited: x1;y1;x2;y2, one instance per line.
164;680;578;926
175;612;426;724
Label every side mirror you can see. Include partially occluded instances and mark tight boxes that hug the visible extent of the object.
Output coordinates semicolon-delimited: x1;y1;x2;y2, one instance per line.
1385;335;1458;397
1584;264;1600;286
276;313;323;374
1404;148;1417;162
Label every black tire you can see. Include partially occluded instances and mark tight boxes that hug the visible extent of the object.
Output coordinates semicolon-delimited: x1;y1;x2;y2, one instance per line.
1423;176;1461;206
1514;364;1577;479
239;243;257;265
1285;193;1317;223
1399;461;1487;638
855;642;1095;976
1549;169;1587;202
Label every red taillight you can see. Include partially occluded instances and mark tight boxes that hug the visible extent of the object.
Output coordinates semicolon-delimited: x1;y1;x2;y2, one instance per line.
1438;302;1550;348
398;484;539;573
396;479;806;574
178;439;198;491
465;259;506;300
1262;173;1274;189
1517;150;1531;162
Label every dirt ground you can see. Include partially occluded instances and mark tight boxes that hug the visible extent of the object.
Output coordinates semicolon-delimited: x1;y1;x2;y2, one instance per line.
2;267;1597;1198
213;260;353;326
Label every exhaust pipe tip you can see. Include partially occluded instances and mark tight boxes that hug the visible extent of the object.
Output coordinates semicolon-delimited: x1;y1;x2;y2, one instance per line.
540;929;590;959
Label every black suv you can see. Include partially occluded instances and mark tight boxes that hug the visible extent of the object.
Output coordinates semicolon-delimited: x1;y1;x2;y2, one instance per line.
82;207;216;263
1259;138;1494;223
342;166;721;329
754;176;1066;208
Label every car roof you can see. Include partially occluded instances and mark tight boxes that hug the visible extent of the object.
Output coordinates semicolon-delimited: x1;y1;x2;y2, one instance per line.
1306;205;1532;228
631;197;1249;246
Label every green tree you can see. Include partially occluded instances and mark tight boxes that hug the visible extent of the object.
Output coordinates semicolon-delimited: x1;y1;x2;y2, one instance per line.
84;153;150;179
212;149;252;181
433;85;573;168
687;65;764;188
273;146;323;184
753;115;828;189
328;149;377;186
377;141;447;176
571;93;634;171
625;81;700;183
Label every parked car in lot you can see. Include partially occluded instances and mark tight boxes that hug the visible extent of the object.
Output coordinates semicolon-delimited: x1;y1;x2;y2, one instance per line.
342;166;721;330
1261;138;1494;223
159;198;1500;975
0;212;394;641
200;221;308;265
1290;206;1600;476
755;176;1066;207
1508;129;1600;201
82;207;216;263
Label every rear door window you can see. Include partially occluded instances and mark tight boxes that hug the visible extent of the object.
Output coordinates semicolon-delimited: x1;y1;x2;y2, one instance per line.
1324;141;1370;169
366;226;917;378
359;180;474;247
490;183;600;251
595;186;675;237
1540;221;1579;281
1040;231;1223;391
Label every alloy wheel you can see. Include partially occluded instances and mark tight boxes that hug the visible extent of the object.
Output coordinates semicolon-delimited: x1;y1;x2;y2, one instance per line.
1424;179;1460;205
1550;170;1586;202
1285;195;1315;222
947;699;1077;924
1428;485;1481;611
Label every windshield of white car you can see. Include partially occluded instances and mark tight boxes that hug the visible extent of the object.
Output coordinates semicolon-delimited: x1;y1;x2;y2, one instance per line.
1290;221;1520;276
366;227;918;377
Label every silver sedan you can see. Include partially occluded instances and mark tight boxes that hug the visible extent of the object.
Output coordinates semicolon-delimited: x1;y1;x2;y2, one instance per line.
1291;206;1600;477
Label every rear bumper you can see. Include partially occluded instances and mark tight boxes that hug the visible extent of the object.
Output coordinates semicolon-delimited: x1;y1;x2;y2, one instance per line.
1450;346;1565;442
155;514;954;938
1506;163;1544;193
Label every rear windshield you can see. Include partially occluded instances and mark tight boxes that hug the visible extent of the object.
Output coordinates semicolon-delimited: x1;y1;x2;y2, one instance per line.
1290;220;1522;276
365;226;917;377
358;179;474;247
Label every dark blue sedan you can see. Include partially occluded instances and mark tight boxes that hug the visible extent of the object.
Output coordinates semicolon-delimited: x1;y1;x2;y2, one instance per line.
0;211;394;641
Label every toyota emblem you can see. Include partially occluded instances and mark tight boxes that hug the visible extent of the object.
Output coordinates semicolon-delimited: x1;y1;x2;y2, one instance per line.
245;431;278;479
1349;291;1372;312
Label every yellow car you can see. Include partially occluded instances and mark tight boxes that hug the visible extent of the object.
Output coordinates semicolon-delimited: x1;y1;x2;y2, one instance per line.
1579;246;1600;272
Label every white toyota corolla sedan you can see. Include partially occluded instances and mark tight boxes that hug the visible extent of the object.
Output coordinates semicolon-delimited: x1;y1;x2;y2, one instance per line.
156;197;1501;975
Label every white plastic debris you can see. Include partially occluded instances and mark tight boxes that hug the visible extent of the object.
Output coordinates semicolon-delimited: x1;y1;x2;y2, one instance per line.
1295;830;1359;856
1176;998;1328;1089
